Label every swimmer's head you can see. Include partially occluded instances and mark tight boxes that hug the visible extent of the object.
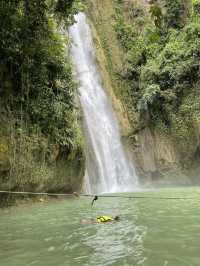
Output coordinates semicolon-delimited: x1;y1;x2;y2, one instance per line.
114;216;120;221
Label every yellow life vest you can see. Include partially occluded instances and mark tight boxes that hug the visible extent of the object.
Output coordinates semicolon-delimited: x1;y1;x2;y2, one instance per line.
96;216;114;223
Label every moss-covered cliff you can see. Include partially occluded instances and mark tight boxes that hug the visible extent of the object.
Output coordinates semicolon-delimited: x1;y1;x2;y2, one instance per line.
85;0;200;184
0;0;85;205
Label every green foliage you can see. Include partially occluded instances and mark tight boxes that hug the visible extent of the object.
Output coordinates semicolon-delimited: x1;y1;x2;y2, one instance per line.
138;84;160;113
193;0;200;14
0;0;85;198
54;0;84;26
0;0;83;152
149;2;163;28
113;0;200;152
149;0;186;29
114;16;137;51
164;0;185;28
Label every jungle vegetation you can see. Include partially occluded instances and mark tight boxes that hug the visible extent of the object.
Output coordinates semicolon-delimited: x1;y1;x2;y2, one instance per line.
0;0;85;203
0;0;83;148
113;0;200;159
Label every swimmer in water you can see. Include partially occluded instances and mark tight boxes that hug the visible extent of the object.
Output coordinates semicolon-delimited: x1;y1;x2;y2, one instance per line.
81;215;120;224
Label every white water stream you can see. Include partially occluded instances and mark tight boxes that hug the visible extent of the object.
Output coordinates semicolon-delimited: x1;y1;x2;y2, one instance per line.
69;13;138;194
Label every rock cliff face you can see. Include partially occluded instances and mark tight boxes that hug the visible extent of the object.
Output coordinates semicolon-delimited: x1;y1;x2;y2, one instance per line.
136;128;177;173
0;127;85;197
0;0;86;206
87;18;132;137
85;0;200;184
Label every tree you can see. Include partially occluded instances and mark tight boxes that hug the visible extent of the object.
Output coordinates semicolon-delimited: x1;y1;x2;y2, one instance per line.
164;0;185;28
149;0;163;28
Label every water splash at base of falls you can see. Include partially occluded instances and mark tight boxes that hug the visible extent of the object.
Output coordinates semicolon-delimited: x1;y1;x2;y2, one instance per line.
69;13;138;194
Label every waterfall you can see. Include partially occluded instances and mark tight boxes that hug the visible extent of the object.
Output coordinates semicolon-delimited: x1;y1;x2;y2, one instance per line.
69;13;138;194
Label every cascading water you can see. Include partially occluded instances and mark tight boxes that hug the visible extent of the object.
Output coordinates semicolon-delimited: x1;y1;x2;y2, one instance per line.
69;13;138;194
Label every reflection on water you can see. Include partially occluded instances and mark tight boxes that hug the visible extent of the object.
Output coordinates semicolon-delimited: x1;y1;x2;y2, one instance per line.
1;188;200;266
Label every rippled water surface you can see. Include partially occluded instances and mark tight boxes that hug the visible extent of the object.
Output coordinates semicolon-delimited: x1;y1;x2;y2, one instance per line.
1;187;200;266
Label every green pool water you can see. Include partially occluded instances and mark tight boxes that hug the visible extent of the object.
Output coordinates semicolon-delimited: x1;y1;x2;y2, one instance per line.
1;187;200;266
